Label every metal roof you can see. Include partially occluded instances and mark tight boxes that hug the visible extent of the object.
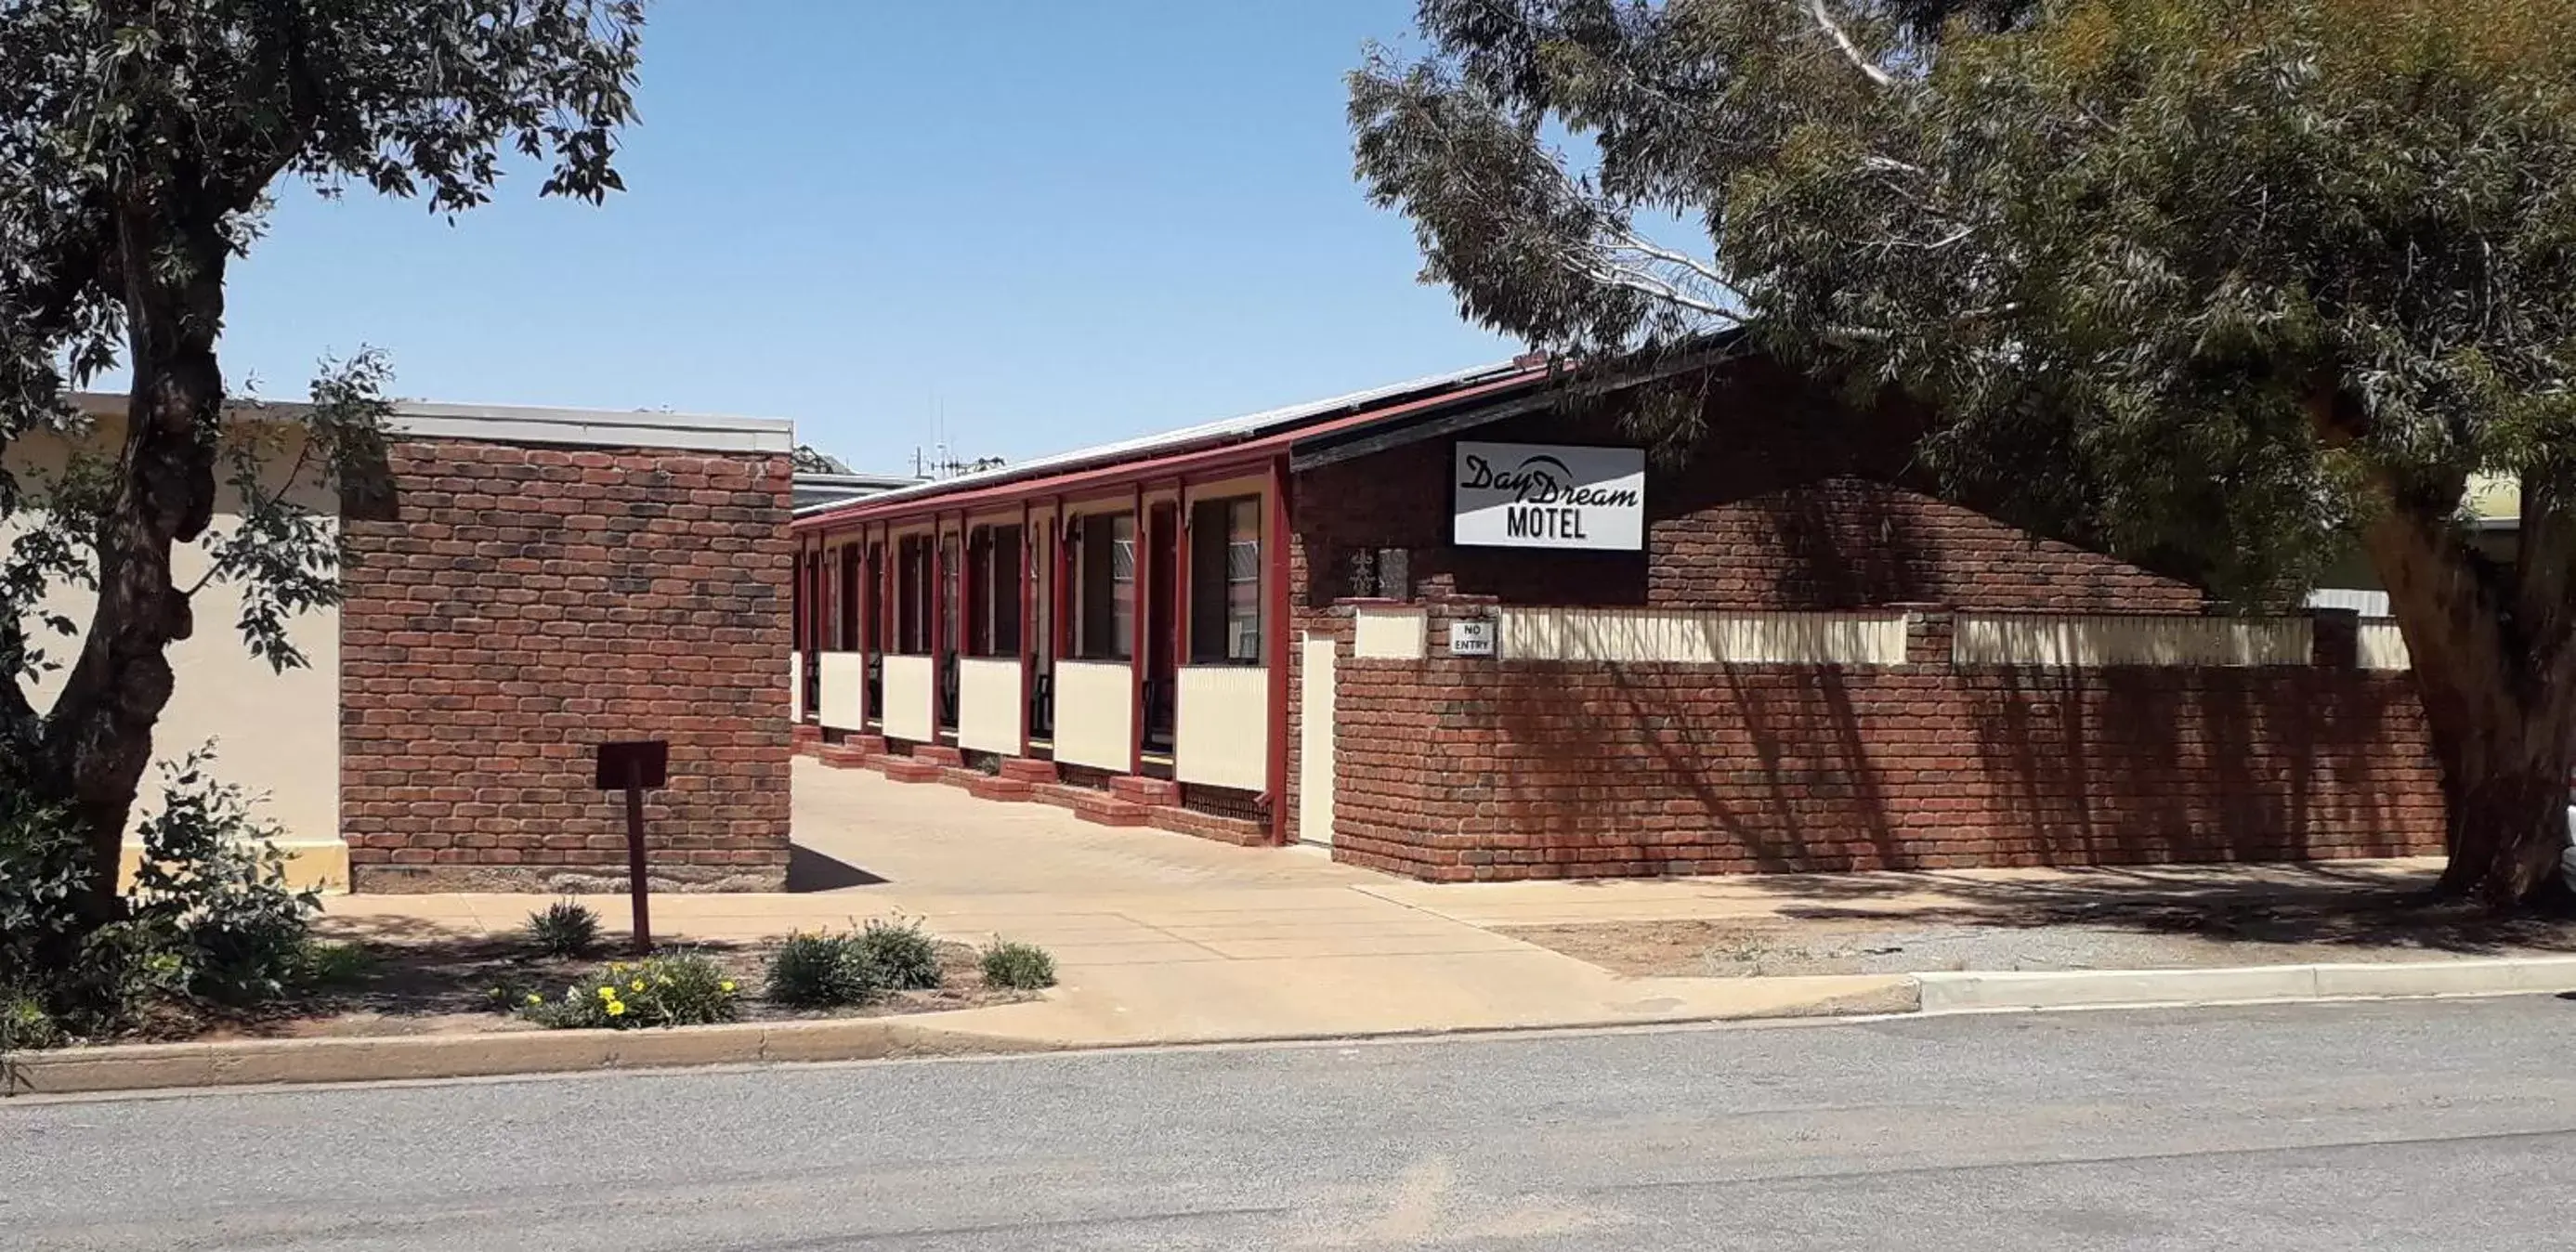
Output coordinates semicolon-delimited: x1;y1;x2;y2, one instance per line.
67;390;796;454
790;358;1536;523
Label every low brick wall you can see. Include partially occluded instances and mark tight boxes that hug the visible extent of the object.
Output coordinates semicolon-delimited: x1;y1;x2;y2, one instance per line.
1329;640;2443;881
339;438;793;892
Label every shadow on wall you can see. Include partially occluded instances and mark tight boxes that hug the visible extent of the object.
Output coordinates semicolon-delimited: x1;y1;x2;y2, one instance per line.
1963;667;2432;866
1469;661;2439;877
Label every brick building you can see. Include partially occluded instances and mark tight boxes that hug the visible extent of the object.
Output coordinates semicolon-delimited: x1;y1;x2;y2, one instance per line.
790;351;2444;880
12;396;797;893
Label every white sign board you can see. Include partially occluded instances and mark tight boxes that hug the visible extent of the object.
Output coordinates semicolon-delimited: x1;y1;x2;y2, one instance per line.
1448;619;1496;657
1453;441;1646;551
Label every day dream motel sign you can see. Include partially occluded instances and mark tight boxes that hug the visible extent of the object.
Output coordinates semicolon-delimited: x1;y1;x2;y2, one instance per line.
1452;441;1647;552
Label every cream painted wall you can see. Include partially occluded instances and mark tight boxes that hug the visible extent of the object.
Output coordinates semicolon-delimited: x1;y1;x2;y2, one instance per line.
881;655;935;741
958;657;1025;755
1297;633;1337;847
1497;608;1909;665
817;651;867;730
1351;606;1428;659
5;418;342;851
1053;659;1133;771
2357;621;2413;672
1175;665;1267;790
1954;614;2312;667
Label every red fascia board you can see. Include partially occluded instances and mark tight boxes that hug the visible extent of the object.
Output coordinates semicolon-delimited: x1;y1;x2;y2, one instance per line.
791;369;1547;536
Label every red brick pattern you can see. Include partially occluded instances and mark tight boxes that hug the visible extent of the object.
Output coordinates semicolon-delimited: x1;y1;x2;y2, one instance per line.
1327;647;2444;881
340;439;793;892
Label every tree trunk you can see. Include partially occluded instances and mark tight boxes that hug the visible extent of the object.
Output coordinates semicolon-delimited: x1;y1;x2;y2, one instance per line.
39;203;229;922
2360;466;2576;911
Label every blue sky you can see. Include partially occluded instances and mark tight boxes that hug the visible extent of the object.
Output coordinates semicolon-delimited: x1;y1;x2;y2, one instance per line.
216;0;1514;473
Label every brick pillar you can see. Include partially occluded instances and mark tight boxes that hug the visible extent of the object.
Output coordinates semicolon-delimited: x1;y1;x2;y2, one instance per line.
2309;606;2361;669
1900;606;1955;666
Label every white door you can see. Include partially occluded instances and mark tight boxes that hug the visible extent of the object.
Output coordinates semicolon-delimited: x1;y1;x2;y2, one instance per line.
1298;633;1337;846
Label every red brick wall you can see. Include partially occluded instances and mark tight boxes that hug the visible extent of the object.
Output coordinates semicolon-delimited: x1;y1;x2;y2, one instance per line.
1327;621;2445;881
1281;365;2206;848
340;439;793;892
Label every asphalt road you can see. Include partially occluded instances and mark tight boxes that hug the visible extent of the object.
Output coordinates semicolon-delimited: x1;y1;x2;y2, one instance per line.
8;998;2576;1250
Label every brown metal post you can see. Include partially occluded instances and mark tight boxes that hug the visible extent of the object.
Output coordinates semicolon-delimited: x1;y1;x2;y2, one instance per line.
624;759;651;956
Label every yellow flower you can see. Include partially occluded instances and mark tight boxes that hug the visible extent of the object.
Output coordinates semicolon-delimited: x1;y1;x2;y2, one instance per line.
597;985;616;999
525;993;543;1006
606;1000;627;1017
630;978;647;992
609;962;626;973
718;980;736;994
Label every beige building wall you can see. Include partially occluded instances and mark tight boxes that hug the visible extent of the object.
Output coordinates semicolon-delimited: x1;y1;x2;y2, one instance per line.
1174;665;1267;790
1351;606;1429;659
816;650;867;730
1953;613;2313;668
881;654;935;742
1497;607;1909;665
957;657;1025;755
5;416;345;886
1053;659;1134;772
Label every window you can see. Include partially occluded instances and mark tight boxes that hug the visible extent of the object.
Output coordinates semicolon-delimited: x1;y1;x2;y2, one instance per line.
970;525;1024;657
1074;512;1135;660
896;535;933;655
1189;497;1262;664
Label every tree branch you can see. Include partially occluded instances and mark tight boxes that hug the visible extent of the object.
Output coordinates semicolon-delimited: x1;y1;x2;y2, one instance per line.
1810;0;1897;89
1569;248;1743;322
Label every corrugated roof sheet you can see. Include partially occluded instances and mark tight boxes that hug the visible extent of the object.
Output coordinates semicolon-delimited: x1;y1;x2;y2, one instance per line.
791;358;1532;521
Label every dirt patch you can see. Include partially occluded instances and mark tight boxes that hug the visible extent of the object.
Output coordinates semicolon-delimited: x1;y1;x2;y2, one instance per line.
174;934;1031;1044
1506;897;2576;978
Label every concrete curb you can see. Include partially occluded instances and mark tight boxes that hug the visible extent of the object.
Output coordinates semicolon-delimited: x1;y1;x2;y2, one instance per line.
1913;956;2576;1013
1;979;1917;1097
17;958;2575;1096
0;1017;1061;1098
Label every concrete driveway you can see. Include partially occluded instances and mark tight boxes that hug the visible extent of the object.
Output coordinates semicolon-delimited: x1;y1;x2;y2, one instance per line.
778;761;1903;1042
789;758;1380;895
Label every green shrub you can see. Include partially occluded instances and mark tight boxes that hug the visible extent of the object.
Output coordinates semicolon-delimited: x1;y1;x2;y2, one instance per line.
522;951;740;1030
765;932;886;1008
0;791;93;1020
0;752;320;1039
120;754;322;1006
290;940;379;988
980;940;1057;990
1;993;62;1053
856;916;943;991
486;972;543;1015
524;899;603;959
